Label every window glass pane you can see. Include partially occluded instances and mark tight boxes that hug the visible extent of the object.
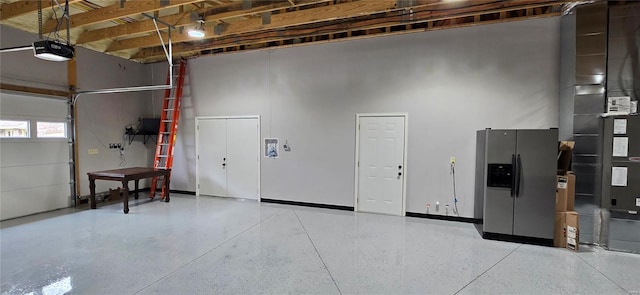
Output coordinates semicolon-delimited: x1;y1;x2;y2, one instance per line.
0;120;30;138
37;121;66;138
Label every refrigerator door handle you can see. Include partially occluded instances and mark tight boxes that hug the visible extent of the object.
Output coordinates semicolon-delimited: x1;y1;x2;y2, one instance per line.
516;154;522;197
511;154;516;197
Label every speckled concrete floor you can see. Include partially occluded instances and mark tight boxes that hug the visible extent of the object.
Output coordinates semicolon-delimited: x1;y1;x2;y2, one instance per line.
1;194;639;295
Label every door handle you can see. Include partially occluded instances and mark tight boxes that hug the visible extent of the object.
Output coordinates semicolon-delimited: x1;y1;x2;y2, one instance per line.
398;172;402;176
515;154;522;197
222;163;226;167
398;165;402;169
511;154;516;197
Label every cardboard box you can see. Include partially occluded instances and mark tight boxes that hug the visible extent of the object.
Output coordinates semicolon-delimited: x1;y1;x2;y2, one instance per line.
554;212;566;248
556;173;575;212
554;211;580;250
557;141;575;175
566;211;579;251
108;187;122;201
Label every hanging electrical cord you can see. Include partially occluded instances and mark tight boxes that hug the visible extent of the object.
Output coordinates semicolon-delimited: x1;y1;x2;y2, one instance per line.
119;150;127;167
65;0;70;46
450;160;460;217
37;0;42;39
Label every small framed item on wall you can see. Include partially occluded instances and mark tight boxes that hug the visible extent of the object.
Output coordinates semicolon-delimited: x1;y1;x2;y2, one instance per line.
265;138;279;158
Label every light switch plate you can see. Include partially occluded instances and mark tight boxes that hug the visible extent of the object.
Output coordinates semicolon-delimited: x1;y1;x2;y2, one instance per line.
636;197;640;207
88;148;99;155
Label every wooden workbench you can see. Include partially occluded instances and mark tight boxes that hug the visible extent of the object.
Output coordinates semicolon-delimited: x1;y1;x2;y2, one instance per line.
87;167;170;214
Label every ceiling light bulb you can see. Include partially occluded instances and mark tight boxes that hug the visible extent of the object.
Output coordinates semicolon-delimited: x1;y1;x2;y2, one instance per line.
188;28;205;38
35;53;72;62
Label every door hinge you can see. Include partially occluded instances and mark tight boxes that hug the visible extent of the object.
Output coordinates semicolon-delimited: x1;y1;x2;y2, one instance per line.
357;161;359;167
197;125;199;130
198;184;200;189
197;155;199;160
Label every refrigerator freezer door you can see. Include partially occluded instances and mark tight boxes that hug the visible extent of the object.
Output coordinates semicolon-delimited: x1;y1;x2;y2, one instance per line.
513;129;558;239
483;130;517;235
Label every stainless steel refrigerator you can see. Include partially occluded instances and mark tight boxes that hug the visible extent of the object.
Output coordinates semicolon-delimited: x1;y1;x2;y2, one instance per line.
474;129;558;242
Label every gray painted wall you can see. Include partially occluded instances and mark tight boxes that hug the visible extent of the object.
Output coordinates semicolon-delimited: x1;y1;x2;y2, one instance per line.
0;25;68;91
74;47;156;196
161;17;561;218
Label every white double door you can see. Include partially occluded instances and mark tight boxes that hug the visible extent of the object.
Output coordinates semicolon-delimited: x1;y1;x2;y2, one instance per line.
356;115;407;216
196;117;259;200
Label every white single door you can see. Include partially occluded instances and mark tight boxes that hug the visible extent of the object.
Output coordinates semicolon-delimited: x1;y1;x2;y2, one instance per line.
226;118;260;200
357;116;406;215
197;119;227;197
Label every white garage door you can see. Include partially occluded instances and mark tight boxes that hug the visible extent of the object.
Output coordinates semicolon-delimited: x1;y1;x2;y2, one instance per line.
0;92;71;220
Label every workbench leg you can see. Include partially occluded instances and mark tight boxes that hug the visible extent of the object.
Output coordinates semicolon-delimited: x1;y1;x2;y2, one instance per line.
134;180;139;200
89;178;96;209
122;180;129;214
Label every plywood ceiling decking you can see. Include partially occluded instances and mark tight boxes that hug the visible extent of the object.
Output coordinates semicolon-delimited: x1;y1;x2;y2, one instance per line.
1;0;580;63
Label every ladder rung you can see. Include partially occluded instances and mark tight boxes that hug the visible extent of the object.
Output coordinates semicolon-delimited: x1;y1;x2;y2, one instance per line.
156;62;183;173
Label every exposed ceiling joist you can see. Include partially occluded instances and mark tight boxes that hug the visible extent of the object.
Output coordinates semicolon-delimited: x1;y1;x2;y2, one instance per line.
106;0;334;52
41;0;205;33
1;0;595;63
76;2;238;44
0;0;82;20
133;1;564;61
78;0;329;44
122;0;504;55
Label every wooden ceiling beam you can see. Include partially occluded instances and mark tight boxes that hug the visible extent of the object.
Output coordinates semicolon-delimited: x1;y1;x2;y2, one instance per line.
42;0;206;34
76;3;231;44
78;0;328;44
134;1;565;61
0;83;69;98
108;0;394;52
0;0;82;20
122;0;491;53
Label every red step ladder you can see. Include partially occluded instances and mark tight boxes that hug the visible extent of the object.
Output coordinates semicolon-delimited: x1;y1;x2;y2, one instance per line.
150;60;187;199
